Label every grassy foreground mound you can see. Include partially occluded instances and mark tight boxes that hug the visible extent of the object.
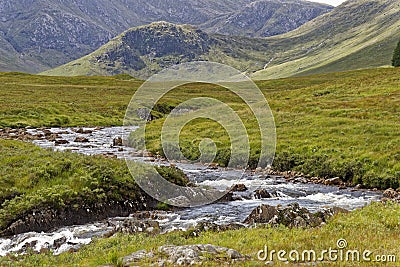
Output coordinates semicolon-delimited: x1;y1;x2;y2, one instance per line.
2;202;399;266
0;139;188;236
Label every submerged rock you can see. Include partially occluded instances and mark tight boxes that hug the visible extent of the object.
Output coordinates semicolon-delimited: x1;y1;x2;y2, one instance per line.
112;137;123;147
74;137;89;143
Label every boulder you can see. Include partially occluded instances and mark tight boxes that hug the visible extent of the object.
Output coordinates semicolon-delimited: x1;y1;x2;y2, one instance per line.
157;244;244;265
383;188;399;199
230;184;248;192
254;189;272;199
74;137;89;143
113;137;123;147
244;203;348;228
122;250;154;266
324;177;343;186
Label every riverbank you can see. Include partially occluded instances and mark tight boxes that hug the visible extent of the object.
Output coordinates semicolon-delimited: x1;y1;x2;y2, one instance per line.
0;138;190;237
1;201;399;266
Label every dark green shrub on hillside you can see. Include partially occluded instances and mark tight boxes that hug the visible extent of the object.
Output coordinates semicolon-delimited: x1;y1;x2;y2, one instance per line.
392;38;400;67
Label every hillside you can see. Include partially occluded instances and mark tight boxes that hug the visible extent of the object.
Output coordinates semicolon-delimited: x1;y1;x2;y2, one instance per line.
43;0;400;79
252;0;400;79
0;0;331;73
41;22;273;78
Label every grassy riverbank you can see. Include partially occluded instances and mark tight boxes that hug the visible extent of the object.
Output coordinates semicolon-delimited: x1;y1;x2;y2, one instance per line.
2;201;399;266
135;68;400;189
0;139;188;235
1;68;399;189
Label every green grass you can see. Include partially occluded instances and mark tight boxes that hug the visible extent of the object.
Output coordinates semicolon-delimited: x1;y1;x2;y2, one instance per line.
1;68;399;189
0;68;399;265
0;139;188;234
134;68;400;189
2;201;399;266
0;72;140;128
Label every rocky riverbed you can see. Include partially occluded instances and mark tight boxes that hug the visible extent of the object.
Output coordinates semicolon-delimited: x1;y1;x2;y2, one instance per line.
0;126;384;257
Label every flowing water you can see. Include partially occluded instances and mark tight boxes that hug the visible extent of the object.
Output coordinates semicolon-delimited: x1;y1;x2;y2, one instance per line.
0;127;382;256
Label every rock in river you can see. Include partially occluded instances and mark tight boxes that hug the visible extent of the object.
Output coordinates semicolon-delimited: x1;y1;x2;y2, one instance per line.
230;184;248;192
244;203;348;228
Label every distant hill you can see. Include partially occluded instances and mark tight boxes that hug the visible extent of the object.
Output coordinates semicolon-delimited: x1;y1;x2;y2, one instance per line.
252;0;400;79
43;0;400;79
41;22;272;78
0;0;331;73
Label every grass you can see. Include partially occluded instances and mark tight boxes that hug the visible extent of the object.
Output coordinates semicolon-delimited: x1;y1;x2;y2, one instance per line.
1;68;399;189
2;201;399;266
0;72;140;128
133;68;400;189
0;67;399;265
0;139;188;235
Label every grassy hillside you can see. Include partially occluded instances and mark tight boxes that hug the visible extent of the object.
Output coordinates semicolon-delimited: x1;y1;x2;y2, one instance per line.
0;72;140;128
1;68;399;189
252;0;400;79
41;22;272;79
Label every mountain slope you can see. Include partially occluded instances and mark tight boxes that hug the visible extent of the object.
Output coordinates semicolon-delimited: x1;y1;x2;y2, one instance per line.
41;22;272;78
203;0;332;38
43;0;400;79
0;0;331;73
252;0;400;79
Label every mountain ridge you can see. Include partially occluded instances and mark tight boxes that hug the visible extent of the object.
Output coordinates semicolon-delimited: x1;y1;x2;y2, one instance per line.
0;0;331;73
43;0;400;80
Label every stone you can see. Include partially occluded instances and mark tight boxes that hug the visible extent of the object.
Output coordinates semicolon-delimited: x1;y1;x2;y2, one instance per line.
324;177;343;186
75;128;93;134
55;139;69;145
254;189;272;199
230;184;248;192
53;236;67;249
157;244;244;265
227;249;242;259
122;250;154;266
244;203;344;228
383;188;399;199
113;137;123;146
74;137;89;143
114;218;160;234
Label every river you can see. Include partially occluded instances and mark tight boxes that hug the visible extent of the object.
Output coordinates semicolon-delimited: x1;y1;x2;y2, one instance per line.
0;127;382;256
